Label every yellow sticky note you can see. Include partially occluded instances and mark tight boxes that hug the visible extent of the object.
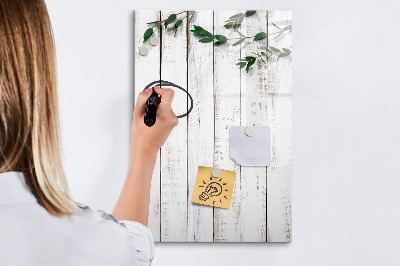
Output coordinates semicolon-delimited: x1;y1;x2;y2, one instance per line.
192;166;236;209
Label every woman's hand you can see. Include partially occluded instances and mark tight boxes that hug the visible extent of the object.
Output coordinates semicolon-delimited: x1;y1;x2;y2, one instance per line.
130;86;178;162
112;86;177;225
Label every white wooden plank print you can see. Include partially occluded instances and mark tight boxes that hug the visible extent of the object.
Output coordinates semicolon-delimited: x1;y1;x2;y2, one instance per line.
187;10;215;242
134;10;292;243
213;10;242;242
240;10;268;242
134;10;161;242
266;11;292;242
160;10;188;242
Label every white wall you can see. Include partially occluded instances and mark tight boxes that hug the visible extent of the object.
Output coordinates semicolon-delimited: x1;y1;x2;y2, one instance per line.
46;0;400;265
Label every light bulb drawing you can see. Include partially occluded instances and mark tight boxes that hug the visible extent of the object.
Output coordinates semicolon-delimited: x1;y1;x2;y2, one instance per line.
197;174;229;206
192;167;235;209
199;182;222;201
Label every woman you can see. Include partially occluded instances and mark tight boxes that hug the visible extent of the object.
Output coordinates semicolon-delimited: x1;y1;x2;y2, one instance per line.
0;0;178;265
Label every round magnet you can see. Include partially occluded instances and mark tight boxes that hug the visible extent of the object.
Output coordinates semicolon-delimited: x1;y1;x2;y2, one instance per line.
149;36;159;46
139;46;148;56
211;168;222;178
245;127;255;137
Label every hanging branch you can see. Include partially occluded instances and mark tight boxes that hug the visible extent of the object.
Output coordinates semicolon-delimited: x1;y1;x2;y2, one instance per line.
142;11;292;73
190;11;292;72
142;11;194;42
237;47;292;72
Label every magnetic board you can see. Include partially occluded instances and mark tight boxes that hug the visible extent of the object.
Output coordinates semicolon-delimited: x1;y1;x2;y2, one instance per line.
134;10;292;242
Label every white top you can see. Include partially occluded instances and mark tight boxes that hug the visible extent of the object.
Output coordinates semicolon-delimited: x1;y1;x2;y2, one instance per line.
0;171;155;266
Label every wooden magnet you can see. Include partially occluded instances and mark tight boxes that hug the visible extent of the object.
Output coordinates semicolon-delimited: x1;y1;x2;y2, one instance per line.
139;46;148;56
149;36;159;46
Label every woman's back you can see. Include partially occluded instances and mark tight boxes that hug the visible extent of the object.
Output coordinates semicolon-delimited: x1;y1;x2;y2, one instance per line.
0;172;154;266
0;1;178;264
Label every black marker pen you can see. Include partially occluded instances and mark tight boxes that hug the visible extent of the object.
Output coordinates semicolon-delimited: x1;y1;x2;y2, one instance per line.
144;88;159;127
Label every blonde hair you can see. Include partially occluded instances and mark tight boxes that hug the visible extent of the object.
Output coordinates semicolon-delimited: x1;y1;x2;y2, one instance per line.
0;0;76;216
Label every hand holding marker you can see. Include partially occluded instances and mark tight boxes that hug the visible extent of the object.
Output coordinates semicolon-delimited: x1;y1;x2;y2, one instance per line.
131;86;179;158
143;80;193;127
144;88;160;127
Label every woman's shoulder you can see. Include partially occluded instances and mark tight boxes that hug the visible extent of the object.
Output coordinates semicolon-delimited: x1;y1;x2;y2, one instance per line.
73;203;155;265
0;200;137;265
74;202;121;225
71;202;136;245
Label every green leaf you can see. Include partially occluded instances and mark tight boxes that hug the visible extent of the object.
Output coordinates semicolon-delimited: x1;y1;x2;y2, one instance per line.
170;20;182;35
215;35;227;42
193;25;204;31
260;58;266;64
164;14;176;29
199;37;214;43
262;52;270;60
236;62;246;69
245;11;256;17
233;38;246;46
147;21;160;24
214;35;227;46
144;28;153;37
202;30;213;38
224;22;233;29
282;48;291;53
278;52;290;58
270;46;281;53
266;48;273;54
229;13;243;19
193;33;205;37
235;15;245;28
246;58;256;72
165;14;176;24
143;28;153;43
245;56;255;60
175;19;183;28
254;32;268;41
283;25;292;32
191;26;213;38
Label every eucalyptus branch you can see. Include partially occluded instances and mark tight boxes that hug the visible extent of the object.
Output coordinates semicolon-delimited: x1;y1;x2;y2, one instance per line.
147;11;186;26
228;29;290;40
191;16;291;47
224;11;256;29
237;46;292;72
142;11;194;43
141;10;292;74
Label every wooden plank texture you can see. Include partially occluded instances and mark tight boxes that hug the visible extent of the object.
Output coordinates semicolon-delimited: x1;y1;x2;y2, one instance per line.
160;10;188;242
213;10;242;242
239;10;268;242
187;10;214;242
266;10;293;242
134;10;161;242
134;10;292;243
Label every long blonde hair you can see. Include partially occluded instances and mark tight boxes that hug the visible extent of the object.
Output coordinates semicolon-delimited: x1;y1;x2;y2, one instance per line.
0;0;76;216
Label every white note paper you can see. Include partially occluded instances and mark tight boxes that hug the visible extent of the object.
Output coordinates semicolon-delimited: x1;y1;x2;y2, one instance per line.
229;126;270;166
